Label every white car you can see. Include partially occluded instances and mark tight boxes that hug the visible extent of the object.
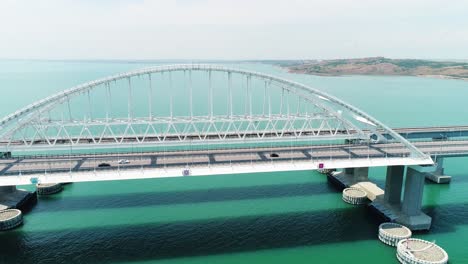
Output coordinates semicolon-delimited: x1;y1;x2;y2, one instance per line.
118;159;130;164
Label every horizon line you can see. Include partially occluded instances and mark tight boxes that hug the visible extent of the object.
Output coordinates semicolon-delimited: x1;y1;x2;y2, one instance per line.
1;57;468;63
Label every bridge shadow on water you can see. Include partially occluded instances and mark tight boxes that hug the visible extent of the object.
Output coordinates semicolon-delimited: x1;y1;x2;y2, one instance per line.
0;202;466;264
0;178;467;263
32;181;336;212
0;206;380;264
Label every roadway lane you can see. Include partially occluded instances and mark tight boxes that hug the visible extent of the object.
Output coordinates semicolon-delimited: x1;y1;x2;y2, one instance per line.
2;139;468;176
3;125;468;152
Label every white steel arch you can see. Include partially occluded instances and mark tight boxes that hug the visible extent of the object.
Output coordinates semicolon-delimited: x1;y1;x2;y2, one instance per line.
0;64;428;162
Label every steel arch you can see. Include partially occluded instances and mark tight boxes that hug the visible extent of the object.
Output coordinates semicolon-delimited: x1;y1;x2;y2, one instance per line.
0;64;428;160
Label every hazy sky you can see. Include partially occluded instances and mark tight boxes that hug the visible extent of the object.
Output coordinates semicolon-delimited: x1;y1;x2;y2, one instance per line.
1;0;467;60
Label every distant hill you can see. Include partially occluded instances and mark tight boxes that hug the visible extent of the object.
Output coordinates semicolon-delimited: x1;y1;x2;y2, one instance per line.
285;57;468;80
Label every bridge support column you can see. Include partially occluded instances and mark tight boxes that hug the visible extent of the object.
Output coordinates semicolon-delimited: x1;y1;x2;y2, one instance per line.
370;165;433;230
0;186;36;211
343;167;369;183
328;167;386;201
397;166;432;230
384;165;404;204
326;167;370;190
425;157;451;184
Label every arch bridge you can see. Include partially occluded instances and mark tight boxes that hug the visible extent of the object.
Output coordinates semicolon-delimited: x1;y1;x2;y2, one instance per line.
0;64;442;230
0;64;432;182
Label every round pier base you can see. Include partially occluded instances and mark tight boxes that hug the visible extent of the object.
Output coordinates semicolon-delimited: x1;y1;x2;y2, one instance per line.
36;183;63;195
0;209;23;231
378;222;412;247
318;169;336;175
342;187;368;205
397;238;448;264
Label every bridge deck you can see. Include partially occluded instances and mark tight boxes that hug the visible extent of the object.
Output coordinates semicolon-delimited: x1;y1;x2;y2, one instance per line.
5;138;468;185
3;125;468;152
391;126;468;140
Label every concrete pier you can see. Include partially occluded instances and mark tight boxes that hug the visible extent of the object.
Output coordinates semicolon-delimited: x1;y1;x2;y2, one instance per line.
0;209;23;231
378;222;412;247
396;238;448;264
372;165;433;230
0;186;36;211
329;168;384;201
425;158;451;184
384;166;404;204
397;166;432;230
342;187;368;205
36;183;63;195
328;165;433;230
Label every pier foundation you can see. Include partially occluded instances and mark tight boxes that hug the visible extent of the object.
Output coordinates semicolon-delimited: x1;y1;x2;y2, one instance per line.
36;183;63;195
0;186;36;211
328;165;433;230
398;166;432;230
330;167;383;201
371;165;432;230
425;157;451;184
331;167;369;186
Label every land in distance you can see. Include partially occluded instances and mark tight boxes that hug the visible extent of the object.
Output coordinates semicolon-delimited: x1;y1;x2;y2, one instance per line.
279;57;468;80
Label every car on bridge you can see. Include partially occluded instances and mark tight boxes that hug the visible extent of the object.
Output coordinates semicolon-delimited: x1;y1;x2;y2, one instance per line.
432;136;448;141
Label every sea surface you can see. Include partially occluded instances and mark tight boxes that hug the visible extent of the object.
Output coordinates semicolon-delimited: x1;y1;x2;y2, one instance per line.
0;60;467;263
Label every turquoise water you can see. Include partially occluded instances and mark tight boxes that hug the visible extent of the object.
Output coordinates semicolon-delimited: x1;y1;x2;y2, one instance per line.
0;60;468;263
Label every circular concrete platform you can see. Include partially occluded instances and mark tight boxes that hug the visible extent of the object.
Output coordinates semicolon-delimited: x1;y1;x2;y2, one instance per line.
317;169;336;175
379;222;412;247
0;209;23;231
397;238;448;264
36;183;63;195
342;187;368;205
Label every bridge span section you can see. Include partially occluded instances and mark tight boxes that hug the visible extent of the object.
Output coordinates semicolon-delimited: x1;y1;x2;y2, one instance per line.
0;64;437;230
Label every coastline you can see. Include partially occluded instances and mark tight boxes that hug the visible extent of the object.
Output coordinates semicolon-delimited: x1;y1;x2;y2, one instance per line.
285;68;468;81
281;57;468;82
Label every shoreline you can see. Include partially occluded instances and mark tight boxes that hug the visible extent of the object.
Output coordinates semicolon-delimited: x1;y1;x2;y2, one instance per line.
286;68;468;81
